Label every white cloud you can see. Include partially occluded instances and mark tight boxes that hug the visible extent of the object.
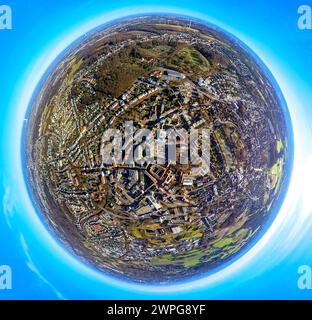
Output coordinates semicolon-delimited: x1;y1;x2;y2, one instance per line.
19;234;66;300
2;186;14;229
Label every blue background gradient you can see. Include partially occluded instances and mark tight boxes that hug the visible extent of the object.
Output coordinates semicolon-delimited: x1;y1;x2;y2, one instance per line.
0;0;312;299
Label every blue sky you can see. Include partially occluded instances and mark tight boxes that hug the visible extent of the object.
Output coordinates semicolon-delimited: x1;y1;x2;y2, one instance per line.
1;0;312;299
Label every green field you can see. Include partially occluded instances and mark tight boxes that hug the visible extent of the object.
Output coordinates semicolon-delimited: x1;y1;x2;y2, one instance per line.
166;46;211;77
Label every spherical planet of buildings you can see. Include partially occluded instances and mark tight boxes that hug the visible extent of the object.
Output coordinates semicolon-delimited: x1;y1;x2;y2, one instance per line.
25;15;292;283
